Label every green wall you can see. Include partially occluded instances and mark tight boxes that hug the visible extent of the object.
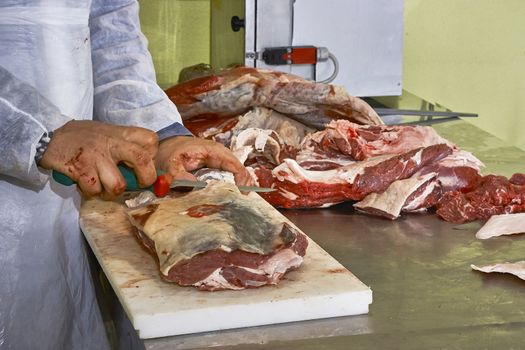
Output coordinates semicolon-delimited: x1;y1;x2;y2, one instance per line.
380;0;525;151
138;0;211;89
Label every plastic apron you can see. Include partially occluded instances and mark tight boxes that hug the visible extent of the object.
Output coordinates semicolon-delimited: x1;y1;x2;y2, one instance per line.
0;4;110;350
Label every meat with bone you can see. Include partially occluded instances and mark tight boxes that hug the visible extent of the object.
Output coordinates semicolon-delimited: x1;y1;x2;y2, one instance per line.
165;66;383;127
436;173;525;224
413;150;483;193
126;182;308;291
254;143;453;208
230;128;284;166
300;120;452;161
354;173;440;220
352;150;483;220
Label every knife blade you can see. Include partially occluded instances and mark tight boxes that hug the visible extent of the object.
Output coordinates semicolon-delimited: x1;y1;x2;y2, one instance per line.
52;165;275;193
168;179;275;193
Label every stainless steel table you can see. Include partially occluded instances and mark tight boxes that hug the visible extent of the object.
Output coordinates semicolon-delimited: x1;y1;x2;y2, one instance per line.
138;120;525;349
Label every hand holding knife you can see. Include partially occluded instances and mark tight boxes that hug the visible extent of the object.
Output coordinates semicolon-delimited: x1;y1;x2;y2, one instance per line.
52;166;274;197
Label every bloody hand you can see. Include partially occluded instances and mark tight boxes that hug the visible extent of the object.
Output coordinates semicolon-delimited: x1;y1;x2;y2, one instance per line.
39;120;158;199
155;136;253;187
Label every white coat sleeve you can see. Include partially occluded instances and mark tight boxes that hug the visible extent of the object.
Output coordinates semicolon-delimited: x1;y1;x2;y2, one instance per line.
89;0;189;135
0;66;71;185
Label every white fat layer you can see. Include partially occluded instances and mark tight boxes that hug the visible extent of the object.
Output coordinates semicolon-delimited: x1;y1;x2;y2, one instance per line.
471;261;525;281
410;149;423;166
273;155;392;184
403;176;438;212
259;248;303;282
295;148;356;167
125;191;157;208
233;146;253;164
475;213;525;240
200;126;222;138
278;188;299;200
254;130;273;152
246;167;260;186
219;245;233;253
354;173;437;219
195;170;236;184
439;150;484;169
231;128;281;164
319;202;340;208
193;268;244;290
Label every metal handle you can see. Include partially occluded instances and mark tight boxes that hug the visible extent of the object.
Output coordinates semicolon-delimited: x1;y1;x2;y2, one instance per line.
231;16;245;32
374;108;478;118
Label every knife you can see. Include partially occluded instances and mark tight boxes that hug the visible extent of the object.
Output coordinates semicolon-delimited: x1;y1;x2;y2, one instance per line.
52;166;275;195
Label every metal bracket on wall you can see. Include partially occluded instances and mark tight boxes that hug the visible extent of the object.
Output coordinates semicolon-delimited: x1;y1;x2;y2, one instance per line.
375;108;478;126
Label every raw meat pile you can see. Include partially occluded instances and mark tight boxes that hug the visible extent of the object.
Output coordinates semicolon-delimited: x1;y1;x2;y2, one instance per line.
166;67;524;224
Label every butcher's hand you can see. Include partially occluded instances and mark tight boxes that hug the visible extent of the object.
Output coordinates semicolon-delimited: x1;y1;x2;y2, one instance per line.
39;120;158;199
155;136;253;186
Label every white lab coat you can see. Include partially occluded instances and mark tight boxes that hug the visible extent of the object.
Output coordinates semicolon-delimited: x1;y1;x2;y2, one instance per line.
0;1;183;349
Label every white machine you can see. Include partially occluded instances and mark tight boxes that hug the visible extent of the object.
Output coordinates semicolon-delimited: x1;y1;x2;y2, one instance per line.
236;0;404;97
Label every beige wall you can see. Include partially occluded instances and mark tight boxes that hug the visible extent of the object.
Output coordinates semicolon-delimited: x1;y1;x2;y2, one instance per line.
381;0;525;150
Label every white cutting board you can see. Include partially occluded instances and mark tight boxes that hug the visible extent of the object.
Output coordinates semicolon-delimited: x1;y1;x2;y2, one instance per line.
80;197;372;339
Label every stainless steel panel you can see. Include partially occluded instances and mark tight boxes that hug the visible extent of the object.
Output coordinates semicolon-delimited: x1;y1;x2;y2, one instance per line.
291;0;404;96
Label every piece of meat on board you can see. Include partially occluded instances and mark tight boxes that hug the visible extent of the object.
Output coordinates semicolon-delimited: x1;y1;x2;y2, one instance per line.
126;182;308;291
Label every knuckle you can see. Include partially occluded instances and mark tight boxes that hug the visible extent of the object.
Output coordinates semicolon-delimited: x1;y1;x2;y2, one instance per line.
145;131;159;146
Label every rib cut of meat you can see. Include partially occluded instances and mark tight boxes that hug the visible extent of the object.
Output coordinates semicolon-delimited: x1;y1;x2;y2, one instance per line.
436;174;525;223
414;150;483;193
255;143;453;208
126;182;308;291
165;66;383;127
354;173;440;220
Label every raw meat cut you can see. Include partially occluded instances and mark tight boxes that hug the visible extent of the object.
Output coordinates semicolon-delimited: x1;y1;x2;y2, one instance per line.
436;174;525;224
165;66;383;127
475;212;525;239
414;150;483;193
254;143;453;208
354;173;440;220
126;182;308;291
351;149;483;220
184;107;315;149
300;120;452;161
471;262;525;281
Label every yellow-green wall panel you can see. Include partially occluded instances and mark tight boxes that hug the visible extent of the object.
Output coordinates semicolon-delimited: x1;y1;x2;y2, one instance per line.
210;0;245;69
138;0;211;88
400;0;525;150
